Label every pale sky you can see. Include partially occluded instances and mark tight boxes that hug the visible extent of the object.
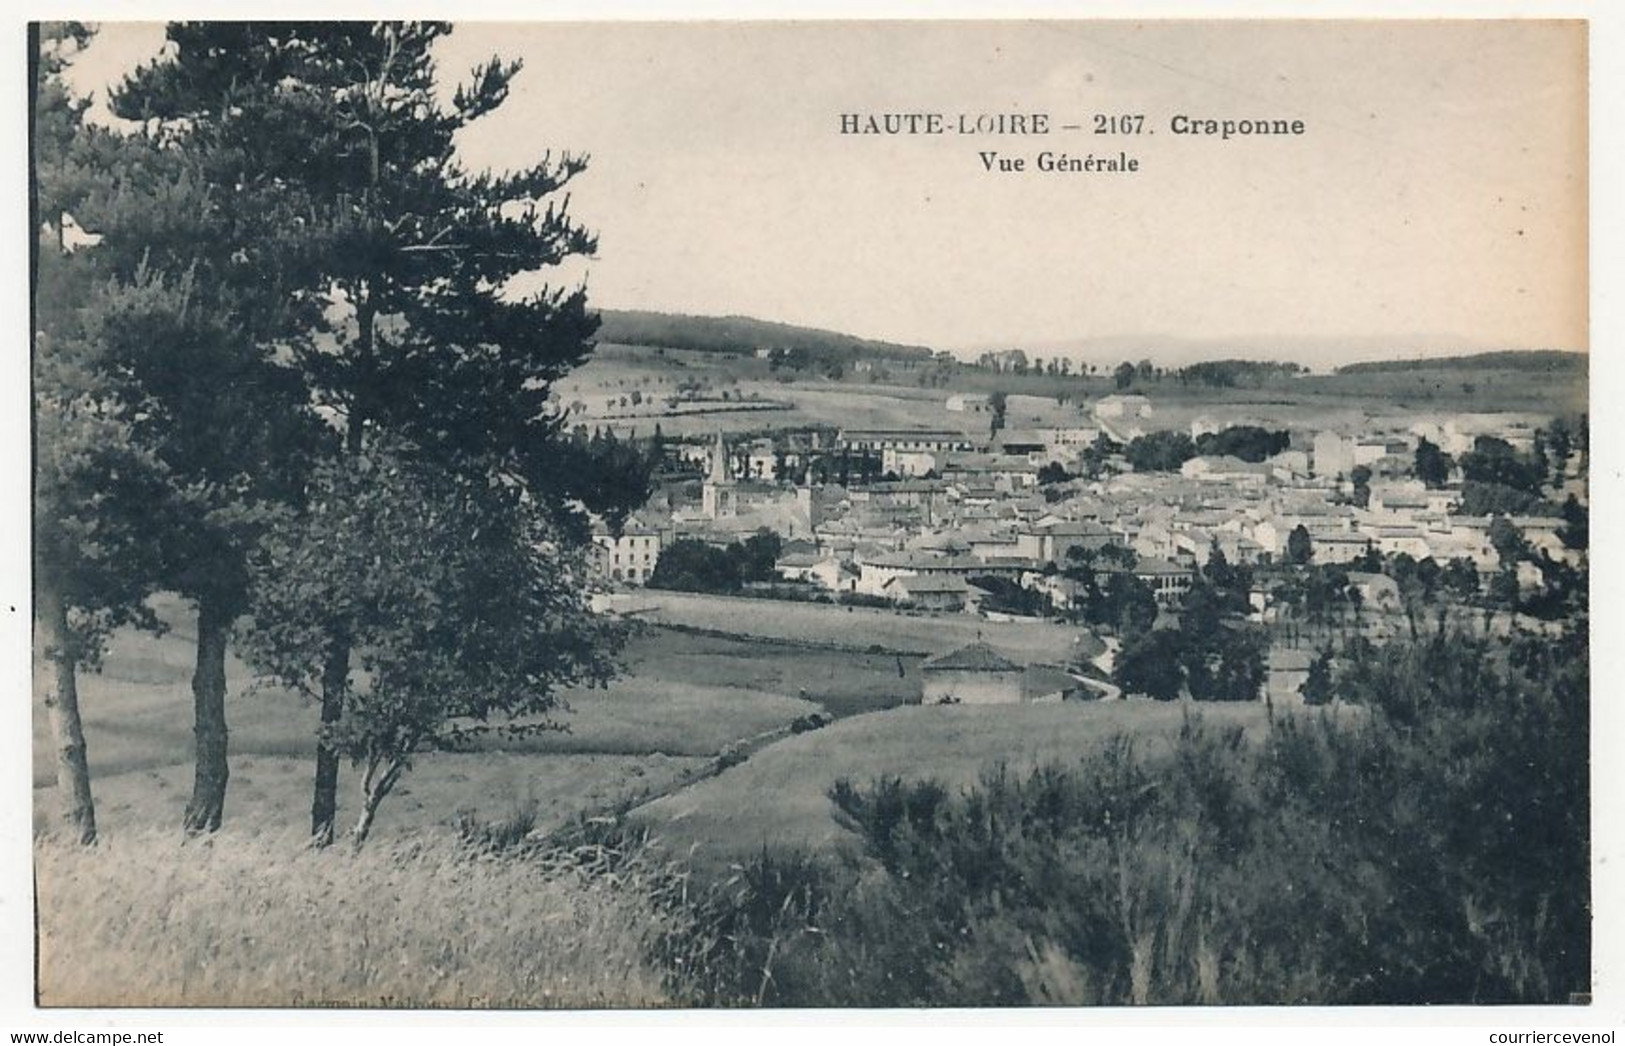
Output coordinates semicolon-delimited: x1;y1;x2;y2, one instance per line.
65;20;1588;362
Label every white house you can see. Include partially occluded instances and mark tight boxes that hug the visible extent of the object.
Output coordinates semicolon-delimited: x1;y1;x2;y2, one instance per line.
590;519;664;584
1094;394;1153;420
746;439;779;481
776;551;858;592
1313;431;1354;478
946;393;992;414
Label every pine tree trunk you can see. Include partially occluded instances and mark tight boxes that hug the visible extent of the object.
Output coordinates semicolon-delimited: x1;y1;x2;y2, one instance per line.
182;594;231;833
39;587;95;845
310;638;349;847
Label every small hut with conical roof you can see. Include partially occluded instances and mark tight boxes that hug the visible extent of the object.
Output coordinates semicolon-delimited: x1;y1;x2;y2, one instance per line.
921;641;1023;705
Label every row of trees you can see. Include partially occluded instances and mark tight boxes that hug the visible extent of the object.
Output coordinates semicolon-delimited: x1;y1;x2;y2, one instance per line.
34;23;645;846
1120;425;1292;473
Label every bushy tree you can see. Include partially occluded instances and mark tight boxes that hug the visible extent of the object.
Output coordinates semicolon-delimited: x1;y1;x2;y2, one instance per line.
1079;432;1121;478
1101;572;1158;634
1457;480;1545;518
1488;516;1529;570
1125;431;1195;472
1414;437;1452;488
1443;557;1480;601
1459;436;1542;494
1547;416;1572;483
648;539;743;593
1299;648;1336;705
1193;425;1289;463
988;392;1008;433
1201;541;1253;614
1349;465;1372;509
1036;462;1071;486
1286;524;1314;566
736;529;784;583
1190;624;1268;701
1113;629;1185;700
62;121;318;831
76;265;319;833
240;447;619;845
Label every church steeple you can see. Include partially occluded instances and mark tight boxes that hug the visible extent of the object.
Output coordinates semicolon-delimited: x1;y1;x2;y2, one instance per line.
708;431;732;485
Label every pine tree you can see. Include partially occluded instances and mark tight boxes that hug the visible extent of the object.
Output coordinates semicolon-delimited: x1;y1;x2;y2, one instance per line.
117;23;633;843
32;23;172;843
39;29;332;835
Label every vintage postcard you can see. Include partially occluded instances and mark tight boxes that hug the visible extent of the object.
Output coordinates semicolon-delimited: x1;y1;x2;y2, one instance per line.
24;15;1593;1019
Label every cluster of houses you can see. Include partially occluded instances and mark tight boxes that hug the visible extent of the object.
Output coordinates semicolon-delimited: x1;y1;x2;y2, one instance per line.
590;393;1581;618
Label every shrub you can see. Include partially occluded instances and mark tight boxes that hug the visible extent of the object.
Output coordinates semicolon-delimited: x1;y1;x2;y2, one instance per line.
716;742;748;771
789;713;828;734
669;622;1589;1006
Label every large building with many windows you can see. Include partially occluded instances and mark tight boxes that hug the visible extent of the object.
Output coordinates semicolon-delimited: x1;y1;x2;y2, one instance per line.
591;518;664;584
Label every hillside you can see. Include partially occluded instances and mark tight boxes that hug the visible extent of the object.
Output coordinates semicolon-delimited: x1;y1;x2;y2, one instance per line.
1335;349;1586;376
596;309;935;362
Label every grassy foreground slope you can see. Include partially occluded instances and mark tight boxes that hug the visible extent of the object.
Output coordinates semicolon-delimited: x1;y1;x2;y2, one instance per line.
630;700;1271;868
36;830;680;1008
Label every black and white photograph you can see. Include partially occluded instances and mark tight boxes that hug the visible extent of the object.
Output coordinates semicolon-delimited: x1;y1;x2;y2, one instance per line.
13;9;1612;1030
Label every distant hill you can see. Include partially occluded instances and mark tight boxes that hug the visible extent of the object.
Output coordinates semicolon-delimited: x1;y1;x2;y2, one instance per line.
597;310;934;363
954;332;1589;373
1335;350;1587;376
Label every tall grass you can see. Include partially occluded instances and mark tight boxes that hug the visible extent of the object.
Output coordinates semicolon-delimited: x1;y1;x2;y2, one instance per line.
36;826;690;1008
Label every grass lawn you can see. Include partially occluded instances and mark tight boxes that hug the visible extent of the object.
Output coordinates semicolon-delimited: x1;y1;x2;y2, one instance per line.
630;699;1272;870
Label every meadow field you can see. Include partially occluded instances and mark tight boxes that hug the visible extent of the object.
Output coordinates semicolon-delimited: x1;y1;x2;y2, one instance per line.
556;341;1585;443
629;700;1273;869
32;594;946;842
600;589;1091;664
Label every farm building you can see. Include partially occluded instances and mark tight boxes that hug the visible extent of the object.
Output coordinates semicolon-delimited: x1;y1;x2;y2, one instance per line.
921;642;1024;704
884;573;975;612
